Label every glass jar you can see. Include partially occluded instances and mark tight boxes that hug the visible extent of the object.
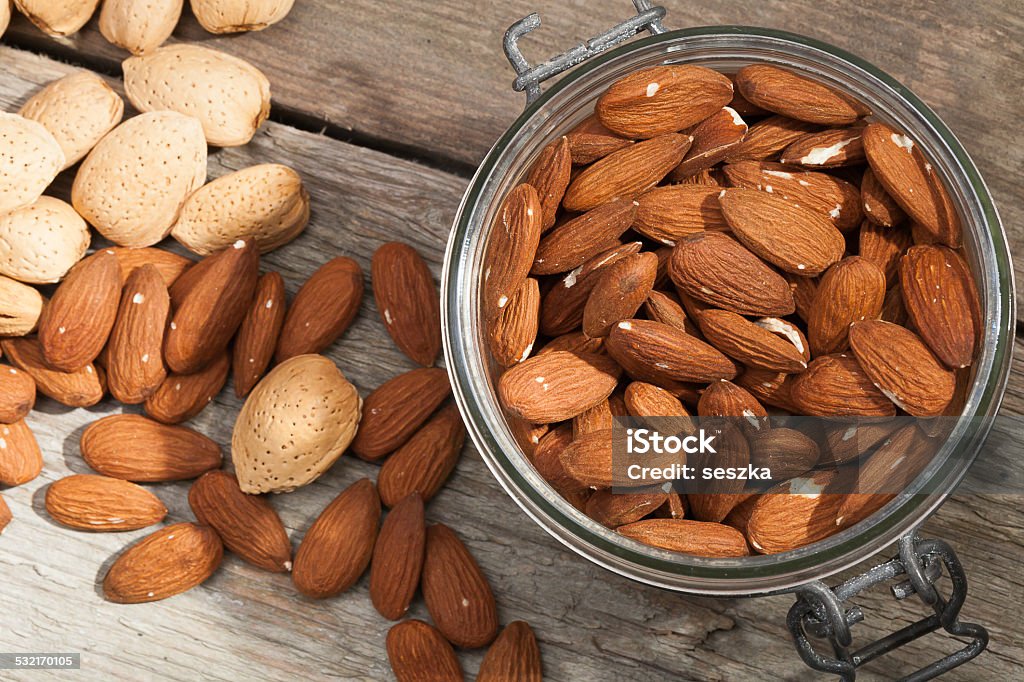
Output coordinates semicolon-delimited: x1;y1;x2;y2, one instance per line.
441;25;1014;597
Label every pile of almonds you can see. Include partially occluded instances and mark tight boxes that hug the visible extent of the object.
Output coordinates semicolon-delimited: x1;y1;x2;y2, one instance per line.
0;6;542;680
487;63;980;558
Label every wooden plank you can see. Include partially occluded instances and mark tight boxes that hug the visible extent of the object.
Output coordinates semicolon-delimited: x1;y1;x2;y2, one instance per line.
0;44;1022;681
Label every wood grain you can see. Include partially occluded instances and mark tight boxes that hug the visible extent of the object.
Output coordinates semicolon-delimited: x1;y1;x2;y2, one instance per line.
0;14;1022;681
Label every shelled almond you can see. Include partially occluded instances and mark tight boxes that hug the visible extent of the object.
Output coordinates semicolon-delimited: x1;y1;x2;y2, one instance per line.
486;62;980;558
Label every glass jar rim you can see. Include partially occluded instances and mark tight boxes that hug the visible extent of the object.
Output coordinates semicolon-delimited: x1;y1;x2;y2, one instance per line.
442;25;1015;595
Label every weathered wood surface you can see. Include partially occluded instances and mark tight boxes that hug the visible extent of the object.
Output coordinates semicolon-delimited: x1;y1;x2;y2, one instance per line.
1;3;1023;679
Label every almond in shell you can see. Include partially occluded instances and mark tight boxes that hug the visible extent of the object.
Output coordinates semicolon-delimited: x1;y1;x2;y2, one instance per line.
14;0;99;35
190;0;295;34
0;113;64;214
0;196;90;284
99;0;182;54
0;275;44;336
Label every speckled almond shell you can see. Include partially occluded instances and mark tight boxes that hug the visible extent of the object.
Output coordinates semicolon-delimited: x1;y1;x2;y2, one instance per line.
72;111;207;248
123;45;271;147
190;0;295;34
99;0;182;55
0;197;89;284
172;164;309;256
19;72;124;170
0;275;43;336
233;354;362;494
0;113;65;214
13;0;100;36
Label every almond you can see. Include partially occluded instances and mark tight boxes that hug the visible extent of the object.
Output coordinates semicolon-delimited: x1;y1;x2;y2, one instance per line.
188;470;292;573
0;275;44;336
124;45;271;146
106;263;170;404
377;404;465;507
746;471;844;554
498;351;620;423
81;414;221;482
565;114;633;164
292;478;380;599
642;290;693;333
0;113;64;214
899;245;977;368
807;256;886;356
233;272;286;397
0;494;11;534
45;474;167;532
698;380;768;424
14;0;99;35
582;251;658;338
0;365;35;423
735;65;866;125
779;127;865;168
688;491;753;524
422;523;499;648
145;351;229;424
606;319;736;385
0;196;90;284
783;271;819;323
562;133;692;212
524;136;571;231
669;106;747;180
722;114;819;163
103;522;223;603
351;367;451;461
749;428;819;480
1;337;105;407
484;183;542;320
173;164;309;255
859;220;912;286
572;399;613;438
670;232;795;317
73;111;207;247
617;519;750;557
735;369;799;413
696;308;807;373
585;490;667;528
371;242;440;366
531;197;637;275
276;256;363;362
848;319;955;416
233;355;361;493
166;238;258;374
110;247;192;288
488;277;540;367
0;420;43;486
821;420;902;466
596;65;733;139
18;71;124;169
881;283;910;326
190;0;295;33
369;492;425;620
862;123;961;247
861;167;907;227
386;619;463;682
99;0;181;54
720;189;845;276
478;621;544;682
789;354;895;417
623;381;692;433
633;185;726;245
558;428;617;488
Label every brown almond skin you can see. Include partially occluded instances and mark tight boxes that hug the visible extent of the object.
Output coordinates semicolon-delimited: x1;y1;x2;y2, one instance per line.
779;127;866;168
483;184;542;319
377;404;465;507
188;470;292;573
106;264;171;404
372;242;440;366
524;136;571;231
696;309;808;373
488;277;540;368
0;338;105;408
723;114;820;163
0;420;43;487
531;198;637;275
698;380;768;422
351;367;451;461
861;167;907;227
498;351;621;424
45;474;167;532
478;621;544;682
276;256;363;362
559;428;615;489
747;472;844;554
386;619;463;682
586;490;667;528
618;519;750;557
81;414;222;482
144;351;230;424
165;239;259;374
808;256;886;357
605;319;736;384
103;523;223;604
422;523;499;649
633;185;727;245
860;219;913;287
582;251;658;338
234;272;286;397
0;364;36;423
369;493;425;620
38;250;122;372
0;495;10;534
736;65;864;125
565;114;633;164
669;106;748;180
111;247;193;288
789;354;896;418
292;478;381;599
749;429;820;480
900;245;977;369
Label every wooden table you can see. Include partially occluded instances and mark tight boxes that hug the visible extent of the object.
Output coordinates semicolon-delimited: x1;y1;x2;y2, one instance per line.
1;2;1022;679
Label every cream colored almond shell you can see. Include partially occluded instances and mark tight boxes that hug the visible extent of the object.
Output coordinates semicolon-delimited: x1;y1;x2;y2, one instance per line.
14;0;99;36
123;45;271;147
0;274;44;336
233;354;362;495
72;111;207;248
19;71;125;169
99;0;182;56
0;112;65;214
172;164;309;256
0;197;90;284
191;0;295;34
